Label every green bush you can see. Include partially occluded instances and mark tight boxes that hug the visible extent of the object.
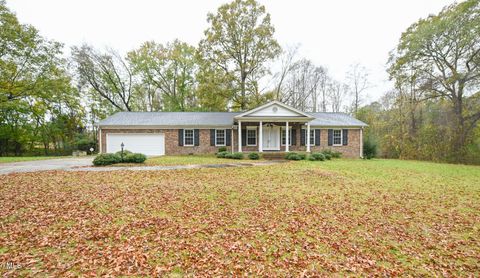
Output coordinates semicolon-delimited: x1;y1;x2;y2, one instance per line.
93;153;121;166
231;152;244;159
115;149;133;161
218;146;227;152
248;152;260;160
286;153;302;160
324;153;332;160
216;151;229;158
224;153;234;159
75;138;96;153
322;149;342;158
124;153;147;163
363;138;378;159
308;156;317;161
310;152;325;161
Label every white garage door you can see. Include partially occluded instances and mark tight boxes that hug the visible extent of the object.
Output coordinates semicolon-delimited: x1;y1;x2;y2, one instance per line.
106;133;165;156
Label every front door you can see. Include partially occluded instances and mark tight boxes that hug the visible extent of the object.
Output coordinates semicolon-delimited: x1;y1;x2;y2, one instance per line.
262;125;280;151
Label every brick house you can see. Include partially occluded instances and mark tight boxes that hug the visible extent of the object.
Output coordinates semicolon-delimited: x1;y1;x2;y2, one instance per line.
97;101;367;158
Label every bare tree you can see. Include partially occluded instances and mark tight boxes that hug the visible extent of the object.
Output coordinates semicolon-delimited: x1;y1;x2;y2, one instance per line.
71;45;134;111
280;59;326;111
346;63;370;115
273;44;299;100
328;80;349;112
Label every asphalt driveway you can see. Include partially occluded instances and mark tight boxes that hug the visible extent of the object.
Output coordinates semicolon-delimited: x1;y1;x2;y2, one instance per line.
0;157;94;175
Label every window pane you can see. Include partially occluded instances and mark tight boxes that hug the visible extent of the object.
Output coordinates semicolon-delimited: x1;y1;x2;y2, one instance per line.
247;129;256;145
310;130;315;145
333;130;342;145
184;129;194;145
282;129;291;145
216;129;225;145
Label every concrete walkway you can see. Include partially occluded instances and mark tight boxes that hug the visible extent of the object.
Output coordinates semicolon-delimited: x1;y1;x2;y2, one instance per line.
68;160;285;172
0;157;94;175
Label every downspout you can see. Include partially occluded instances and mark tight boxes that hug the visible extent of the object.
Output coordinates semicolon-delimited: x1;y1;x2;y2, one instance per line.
360;127;363;159
99;127;102;154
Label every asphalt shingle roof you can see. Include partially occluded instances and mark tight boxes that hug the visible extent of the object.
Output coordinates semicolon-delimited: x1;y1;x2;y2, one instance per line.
98;111;367;127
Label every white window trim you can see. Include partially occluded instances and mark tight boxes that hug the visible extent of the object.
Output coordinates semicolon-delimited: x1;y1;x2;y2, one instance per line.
333;129;343;146
302;128;315;146
183;129;195;147
246;126;257;146
281;127;293;146
215;129;226;146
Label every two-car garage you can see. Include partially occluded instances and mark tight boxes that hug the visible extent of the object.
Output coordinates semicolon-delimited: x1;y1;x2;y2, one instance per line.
106;133;165;156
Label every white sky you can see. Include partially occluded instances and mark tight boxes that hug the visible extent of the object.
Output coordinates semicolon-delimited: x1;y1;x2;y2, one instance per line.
8;0;454;103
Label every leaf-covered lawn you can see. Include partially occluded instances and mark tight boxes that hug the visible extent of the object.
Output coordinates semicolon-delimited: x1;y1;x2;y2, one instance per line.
0;159;479;276
145;155;257;166
0;156;71;164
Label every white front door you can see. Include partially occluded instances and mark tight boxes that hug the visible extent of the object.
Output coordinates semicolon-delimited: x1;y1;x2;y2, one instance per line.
262;125;280;150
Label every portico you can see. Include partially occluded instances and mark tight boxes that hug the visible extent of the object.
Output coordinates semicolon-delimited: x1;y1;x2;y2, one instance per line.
234;101;315;153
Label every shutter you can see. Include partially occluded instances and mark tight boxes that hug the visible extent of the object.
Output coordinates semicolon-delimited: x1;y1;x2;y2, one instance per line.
343;129;348;146
328;129;333;146
210;129;215;146
194;129;200;146
178;129;184;146
241;129;246;146
226;129;231;146
291;128;297;145
315;129;320;146
300;129;306;146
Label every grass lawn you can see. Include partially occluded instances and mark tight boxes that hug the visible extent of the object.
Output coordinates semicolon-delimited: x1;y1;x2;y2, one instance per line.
145;154;258;166
0;159;479;276
0;156;71;164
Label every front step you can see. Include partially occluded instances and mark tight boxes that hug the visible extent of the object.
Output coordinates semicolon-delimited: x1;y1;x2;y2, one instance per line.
261;152;287;160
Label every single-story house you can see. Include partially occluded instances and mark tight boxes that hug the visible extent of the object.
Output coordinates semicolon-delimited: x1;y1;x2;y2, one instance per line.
97;101;367;158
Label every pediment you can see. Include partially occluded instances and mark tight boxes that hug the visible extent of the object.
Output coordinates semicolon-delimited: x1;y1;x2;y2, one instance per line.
235;101;313;118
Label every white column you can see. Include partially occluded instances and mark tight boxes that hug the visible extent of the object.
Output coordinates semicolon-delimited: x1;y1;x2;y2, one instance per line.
306;122;311;153
238;121;242;152
285;122;289;152
259;121;263;152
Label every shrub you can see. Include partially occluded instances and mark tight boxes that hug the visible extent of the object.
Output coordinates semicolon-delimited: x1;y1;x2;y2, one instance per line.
331;151;342;158
231;152;244;159
216;151;229;158
286;153;302;160
93;153;121;166
115;150;133;161
310;152;325;161
124;153;147;163
248;152;260;160
321;149;342;158
218;146;227;152
298;153;307;160
363;138;378;159
323;153;332;160
224;153;234;159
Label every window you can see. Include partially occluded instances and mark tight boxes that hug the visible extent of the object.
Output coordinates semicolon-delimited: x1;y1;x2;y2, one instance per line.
215;129;226;146
303;129;315;146
184;129;194;146
333;129;342;146
247;128;257;146
281;127;292;146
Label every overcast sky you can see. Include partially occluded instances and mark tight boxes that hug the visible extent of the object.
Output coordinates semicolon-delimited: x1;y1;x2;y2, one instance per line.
8;0;454;103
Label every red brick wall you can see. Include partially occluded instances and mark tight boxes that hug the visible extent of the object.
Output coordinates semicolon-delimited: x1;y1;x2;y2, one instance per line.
100;126;362;158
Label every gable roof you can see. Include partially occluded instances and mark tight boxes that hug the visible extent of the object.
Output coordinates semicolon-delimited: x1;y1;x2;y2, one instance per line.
98;112;240;127
234;101;314;119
